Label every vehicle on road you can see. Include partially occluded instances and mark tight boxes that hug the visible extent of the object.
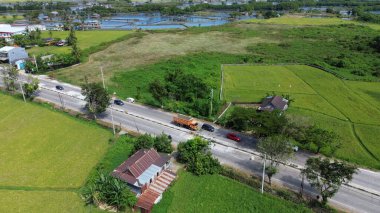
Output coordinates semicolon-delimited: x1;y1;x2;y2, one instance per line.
114;99;124;106
126;97;135;103
55;85;64;90
201;123;215;132
226;133;241;142
173;114;198;131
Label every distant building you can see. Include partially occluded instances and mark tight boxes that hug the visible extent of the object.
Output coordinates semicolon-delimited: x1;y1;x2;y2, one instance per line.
0;46;28;65
0;24;46;39
0;24;25;39
112;148;176;213
258;95;289;112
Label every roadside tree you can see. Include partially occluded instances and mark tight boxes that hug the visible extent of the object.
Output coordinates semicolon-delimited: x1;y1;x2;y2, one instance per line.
305;127;340;154
134;133;155;151
81;81;110;119
257;135;294;185
177;137;221;175
23;77;39;99
154;133;173;153
2;65;19;92
302;157;357;206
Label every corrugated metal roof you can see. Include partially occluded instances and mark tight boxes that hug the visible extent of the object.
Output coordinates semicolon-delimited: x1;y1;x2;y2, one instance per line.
137;164;161;186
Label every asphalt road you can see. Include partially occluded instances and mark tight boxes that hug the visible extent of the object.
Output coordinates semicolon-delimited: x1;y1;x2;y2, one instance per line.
1;68;380;212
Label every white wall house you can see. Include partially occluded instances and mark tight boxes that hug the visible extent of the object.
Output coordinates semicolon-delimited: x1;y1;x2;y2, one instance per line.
0;46;29;64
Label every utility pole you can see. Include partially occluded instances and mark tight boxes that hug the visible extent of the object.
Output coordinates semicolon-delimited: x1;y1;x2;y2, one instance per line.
110;91;116;135
18;81;26;102
33;55;39;73
209;88;213;116
58;92;65;109
261;154;266;194
110;107;116;135
100;67;105;90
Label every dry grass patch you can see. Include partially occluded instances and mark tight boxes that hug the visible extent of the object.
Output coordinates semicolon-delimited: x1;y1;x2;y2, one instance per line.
53;31;277;85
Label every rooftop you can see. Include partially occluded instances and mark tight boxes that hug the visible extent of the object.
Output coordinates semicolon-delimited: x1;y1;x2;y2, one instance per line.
0;46;16;52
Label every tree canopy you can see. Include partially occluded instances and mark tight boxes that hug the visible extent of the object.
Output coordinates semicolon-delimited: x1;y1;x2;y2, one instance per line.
81;82;110;118
177;137;221;175
302;157;357;205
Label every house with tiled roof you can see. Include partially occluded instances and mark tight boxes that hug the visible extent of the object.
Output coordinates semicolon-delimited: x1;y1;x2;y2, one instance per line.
112;148;176;213
258;95;289;112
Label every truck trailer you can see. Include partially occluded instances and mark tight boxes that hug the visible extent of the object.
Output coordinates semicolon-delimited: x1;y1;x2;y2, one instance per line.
173;114;198;131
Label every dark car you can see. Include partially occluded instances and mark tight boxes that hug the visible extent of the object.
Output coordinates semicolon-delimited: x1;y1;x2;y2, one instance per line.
55;85;64;90
226;133;241;142
201;123;215;132
114;99;124;106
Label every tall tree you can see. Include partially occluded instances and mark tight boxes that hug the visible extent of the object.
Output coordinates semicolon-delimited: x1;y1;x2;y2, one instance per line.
2;65;19;92
71;42;81;62
302;157;357;205
257;135;294;185
67;26;77;46
81;81;110;119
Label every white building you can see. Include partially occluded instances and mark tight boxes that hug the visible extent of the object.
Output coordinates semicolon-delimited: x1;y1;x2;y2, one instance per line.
0;24;25;39
0;24;46;39
0;46;29;64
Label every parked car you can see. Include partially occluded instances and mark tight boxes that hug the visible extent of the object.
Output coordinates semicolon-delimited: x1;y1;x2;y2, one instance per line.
226;133;241;142
126;97;135;103
201;123;215;132
114;99;124;106
292;146;299;152
56;40;67;47
55;85;64;90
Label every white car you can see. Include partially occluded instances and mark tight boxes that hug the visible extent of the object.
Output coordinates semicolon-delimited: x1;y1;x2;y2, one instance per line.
126;97;135;103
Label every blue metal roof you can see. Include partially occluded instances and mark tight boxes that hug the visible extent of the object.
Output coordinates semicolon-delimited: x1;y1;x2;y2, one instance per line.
137;164;161;185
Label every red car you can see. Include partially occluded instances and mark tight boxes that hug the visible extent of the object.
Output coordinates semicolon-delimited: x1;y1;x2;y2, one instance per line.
226;133;241;142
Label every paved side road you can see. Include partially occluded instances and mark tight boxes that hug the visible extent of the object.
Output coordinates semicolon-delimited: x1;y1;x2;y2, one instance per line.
1;68;380;212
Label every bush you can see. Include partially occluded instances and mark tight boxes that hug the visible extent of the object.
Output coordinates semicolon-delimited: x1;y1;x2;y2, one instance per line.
82;173;137;211
351;70;366;76
134;133;155;151
177;137;221;175
154;133;173;153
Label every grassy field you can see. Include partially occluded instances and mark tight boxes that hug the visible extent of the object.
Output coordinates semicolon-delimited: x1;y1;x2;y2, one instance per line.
223;65;380;169
27;31;133;56
153;172;311;213
0;15;24;23
0;93;112;188
246;15;380;30
0;190;104;213
0;93;114;212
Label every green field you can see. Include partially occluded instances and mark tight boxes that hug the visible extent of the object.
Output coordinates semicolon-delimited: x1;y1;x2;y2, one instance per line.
0;190;103;213
223;65;380;169
0;93;112;212
0;15;24;23
246;15;380;30
27;31;133;55
153;172;311;213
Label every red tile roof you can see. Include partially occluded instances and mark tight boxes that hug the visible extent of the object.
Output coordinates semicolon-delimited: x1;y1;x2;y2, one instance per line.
111;148;170;186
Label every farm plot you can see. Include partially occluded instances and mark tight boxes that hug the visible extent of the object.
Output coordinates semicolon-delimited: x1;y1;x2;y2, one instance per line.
0;190;104;213
223;65;346;119
153;172;311;213
0;93;111;188
223;65;380;168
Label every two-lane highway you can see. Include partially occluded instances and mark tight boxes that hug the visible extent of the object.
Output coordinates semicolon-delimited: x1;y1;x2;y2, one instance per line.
1;68;380;212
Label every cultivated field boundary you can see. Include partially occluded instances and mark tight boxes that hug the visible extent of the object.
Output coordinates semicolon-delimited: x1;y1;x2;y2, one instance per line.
220;63;380;101
219;63;380;165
